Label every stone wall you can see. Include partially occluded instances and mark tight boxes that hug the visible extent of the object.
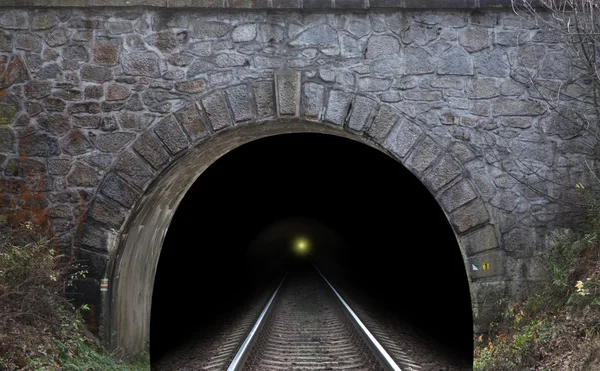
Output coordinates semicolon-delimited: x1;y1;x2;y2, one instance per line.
0;4;595;354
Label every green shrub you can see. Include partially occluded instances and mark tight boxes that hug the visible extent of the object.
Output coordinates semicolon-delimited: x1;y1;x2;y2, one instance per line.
0;219;149;370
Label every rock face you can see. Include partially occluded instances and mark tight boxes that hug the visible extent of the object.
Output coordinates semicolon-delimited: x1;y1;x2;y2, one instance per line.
0;5;593;354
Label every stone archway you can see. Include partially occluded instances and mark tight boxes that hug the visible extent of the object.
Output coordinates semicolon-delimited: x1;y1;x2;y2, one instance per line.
75;71;501;355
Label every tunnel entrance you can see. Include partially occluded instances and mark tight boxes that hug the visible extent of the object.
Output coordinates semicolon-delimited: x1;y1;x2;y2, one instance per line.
150;132;473;366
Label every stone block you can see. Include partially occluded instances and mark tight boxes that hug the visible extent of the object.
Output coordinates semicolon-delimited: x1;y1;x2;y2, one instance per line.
25;102;43;117
84;85;103;100
469;248;505;279
468;78;500;99
113;151;154;190
92;0;165;6
133;131;170;171
407;136;443;174
4;157;45;177
450;199;490;234
439;179;478;213
383;119;422;158
67;18;100;29
340;34;364;58
0;56;27;89
289;24;338;49
75;223;109;252
122;52;161;77
229;0;269;7
325;90;352;126
474;48;509;77
48;158;72;175
0;178;25;193
458;26;490;52
335;0;365;8
215;53;249;68
30;13;58;30
226;85;254;123
358;77;391;92
154;115;190;155
365;35;399;59
18;131;60;157
174;104;208;141
301;82;325;120
472;280;508;331
88;196;127;230
38;114;71;136
25;81;52;99
510;139;555;166
202;91;232;131
253;81;275;117
16;33;42;53
93;38;121;66
0;11;28;30
0;30;12;52
367;105;401;142
106;84;130;101
275;71;301;116
405;46;435;75
81;65;113;82
404;90;443;101
169;0;224;6
273;0;299;7
462;225;499;256
175;79;206;94
303;0;331;8
94;132;136;153
347;96;377;132
68;102;101;115
492;99;545;116
189;21;230;38
437;46;473;75
72;115;101;129
502;227;534;258
48;205;72;219
61;129;92;155
424;155;462;191
44;97;66;112
67;162;101;187
405;0;470;7
0;101;17;126
100;172;140;208
232;24;257;42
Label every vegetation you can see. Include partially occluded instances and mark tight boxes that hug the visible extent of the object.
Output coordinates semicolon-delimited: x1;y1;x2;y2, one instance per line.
0;215;149;370
0;156;149;371
474;184;600;370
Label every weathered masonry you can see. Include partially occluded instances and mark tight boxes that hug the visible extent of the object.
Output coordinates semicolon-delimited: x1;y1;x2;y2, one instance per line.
0;0;596;356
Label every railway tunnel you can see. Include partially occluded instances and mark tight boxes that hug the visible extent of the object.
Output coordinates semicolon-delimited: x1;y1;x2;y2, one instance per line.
150;132;474;367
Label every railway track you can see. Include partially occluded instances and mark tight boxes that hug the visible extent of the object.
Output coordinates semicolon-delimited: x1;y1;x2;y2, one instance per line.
227;264;404;371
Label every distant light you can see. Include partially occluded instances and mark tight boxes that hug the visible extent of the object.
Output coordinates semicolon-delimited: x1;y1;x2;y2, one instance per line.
293;236;310;255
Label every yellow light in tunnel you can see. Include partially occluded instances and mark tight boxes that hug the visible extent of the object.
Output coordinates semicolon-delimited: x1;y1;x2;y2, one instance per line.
293;236;310;255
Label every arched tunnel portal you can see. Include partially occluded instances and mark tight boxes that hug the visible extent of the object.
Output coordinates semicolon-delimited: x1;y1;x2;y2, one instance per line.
103;119;490;364
150;129;475;365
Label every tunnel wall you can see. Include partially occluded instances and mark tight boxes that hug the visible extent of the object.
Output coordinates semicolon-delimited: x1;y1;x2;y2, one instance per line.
0;2;595;355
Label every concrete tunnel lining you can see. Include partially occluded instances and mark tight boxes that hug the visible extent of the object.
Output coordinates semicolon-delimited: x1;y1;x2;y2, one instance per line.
105;118;481;355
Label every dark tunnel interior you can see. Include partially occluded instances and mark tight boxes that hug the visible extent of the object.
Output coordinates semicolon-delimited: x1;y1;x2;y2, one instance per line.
150;132;474;365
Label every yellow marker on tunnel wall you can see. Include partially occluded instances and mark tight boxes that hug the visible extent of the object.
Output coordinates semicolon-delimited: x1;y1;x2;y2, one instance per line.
482;263;490;270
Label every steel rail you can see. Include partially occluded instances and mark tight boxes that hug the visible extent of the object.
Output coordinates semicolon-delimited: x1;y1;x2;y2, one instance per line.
226;272;287;371
313;263;403;371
